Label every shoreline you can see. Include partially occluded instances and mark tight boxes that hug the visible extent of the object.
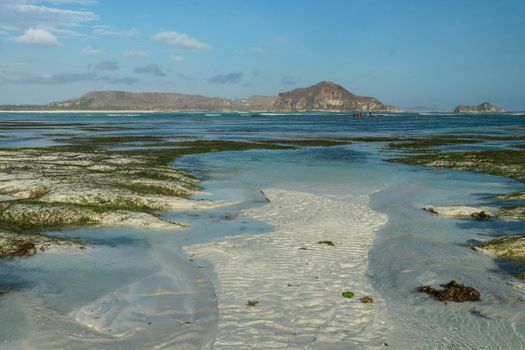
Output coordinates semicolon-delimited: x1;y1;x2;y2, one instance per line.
185;188;389;349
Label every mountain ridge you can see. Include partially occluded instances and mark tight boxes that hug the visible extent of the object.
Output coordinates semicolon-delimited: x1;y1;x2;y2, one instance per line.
0;81;395;112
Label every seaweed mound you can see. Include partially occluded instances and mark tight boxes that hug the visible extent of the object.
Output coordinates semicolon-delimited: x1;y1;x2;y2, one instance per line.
417;280;480;302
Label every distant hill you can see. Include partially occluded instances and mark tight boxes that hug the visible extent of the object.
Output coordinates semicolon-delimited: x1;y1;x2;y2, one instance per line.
270;81;394;112
0;81;394;112
49;91;275;112
454;102;505;113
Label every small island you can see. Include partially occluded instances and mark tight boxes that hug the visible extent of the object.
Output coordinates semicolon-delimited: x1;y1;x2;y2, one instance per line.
454;101;505;113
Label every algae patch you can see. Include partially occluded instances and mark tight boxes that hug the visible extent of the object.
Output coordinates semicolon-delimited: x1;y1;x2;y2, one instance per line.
475;235;525;260
342;291;355;299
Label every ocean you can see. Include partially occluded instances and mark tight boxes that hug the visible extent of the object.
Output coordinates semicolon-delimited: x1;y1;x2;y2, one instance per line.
0;112;524;349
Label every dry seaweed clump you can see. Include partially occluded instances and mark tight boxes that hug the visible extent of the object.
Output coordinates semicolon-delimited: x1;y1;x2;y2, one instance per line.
475;235;525;260
360;295;374;304
318;240;335;247
417;280;480;302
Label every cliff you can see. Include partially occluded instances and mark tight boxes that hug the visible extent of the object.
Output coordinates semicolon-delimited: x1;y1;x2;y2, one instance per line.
270;81;391;112
454;102;505;113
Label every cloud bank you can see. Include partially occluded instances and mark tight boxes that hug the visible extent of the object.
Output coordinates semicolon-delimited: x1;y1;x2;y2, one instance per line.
208;72;243;84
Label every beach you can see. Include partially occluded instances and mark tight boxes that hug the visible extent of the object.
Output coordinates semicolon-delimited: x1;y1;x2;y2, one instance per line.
186;188;389;349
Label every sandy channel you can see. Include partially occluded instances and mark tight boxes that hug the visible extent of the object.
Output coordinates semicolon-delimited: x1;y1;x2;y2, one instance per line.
186;188;389;349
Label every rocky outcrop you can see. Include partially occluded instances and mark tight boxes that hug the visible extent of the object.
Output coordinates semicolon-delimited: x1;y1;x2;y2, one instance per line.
474;235;525;260
422;206;494;219
454;102;505;113
270;81;391;112
0;231;85;258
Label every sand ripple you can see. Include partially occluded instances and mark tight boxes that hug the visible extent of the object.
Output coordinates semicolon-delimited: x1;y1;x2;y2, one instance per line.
186;188;389;349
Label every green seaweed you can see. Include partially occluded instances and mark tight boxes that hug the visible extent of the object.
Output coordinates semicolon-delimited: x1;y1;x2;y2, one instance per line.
393;150;525;183
388;137;481;150
342;291;354;299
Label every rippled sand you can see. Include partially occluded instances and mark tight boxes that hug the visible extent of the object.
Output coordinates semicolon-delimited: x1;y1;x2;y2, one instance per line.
186;188;389;349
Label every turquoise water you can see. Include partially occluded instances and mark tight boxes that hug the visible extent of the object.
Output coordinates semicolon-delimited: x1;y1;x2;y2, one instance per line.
1;112;525;348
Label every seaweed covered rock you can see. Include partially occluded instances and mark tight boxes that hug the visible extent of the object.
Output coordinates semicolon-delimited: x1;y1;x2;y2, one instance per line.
9;241;36;257
0;231;84;258
417;280;480;302
475;235;525;260
422;206;494;219
471;210;491;220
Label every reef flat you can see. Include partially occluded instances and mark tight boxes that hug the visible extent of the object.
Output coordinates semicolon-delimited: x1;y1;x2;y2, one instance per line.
0;134;351;258
352;133;525;261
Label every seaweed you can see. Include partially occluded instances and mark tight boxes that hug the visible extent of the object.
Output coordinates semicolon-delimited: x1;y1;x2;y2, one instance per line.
318;240;335;247
417;280;480;302
342;291;354;299
360;295;374;303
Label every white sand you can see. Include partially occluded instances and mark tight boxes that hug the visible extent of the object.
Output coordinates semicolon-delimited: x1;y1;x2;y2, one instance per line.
186;188;389;349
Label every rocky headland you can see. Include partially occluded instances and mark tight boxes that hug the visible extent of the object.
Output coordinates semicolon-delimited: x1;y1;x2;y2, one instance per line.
270;81;394;112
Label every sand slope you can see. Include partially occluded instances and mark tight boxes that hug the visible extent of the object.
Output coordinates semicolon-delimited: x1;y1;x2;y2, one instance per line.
186;188;389;349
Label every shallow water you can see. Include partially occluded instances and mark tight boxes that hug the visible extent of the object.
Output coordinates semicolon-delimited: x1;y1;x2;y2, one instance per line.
1;112;525;348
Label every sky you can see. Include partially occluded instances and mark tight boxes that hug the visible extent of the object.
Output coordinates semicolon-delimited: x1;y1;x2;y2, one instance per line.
0;0;524;110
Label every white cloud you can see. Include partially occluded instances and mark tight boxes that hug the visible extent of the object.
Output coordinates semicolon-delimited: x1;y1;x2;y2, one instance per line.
93;25;139;37
152;31;210;50
122;50;147;57
81;45;102;56
31;0;97;4
12;27;60;46
0;1;98;31
0;71;97;84
249;47;266;55
170;54;184;62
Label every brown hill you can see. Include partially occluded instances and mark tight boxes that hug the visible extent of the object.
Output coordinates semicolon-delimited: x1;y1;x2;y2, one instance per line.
50;91;274;112
5;81;393;112
270;81;391;112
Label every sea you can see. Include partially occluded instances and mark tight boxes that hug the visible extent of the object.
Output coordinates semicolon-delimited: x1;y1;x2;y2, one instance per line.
0;112;524;349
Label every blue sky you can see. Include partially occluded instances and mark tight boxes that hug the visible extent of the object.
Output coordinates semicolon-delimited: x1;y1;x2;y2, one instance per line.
1;0;524;110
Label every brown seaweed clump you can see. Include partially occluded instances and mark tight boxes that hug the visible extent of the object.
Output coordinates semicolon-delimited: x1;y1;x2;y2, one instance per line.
360;295;374;304
417;280;480;302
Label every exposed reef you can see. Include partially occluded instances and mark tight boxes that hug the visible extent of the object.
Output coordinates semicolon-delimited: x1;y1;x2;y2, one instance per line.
0;134;352;258
474;236;525;260
423;206;494;220
351;133;525;266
